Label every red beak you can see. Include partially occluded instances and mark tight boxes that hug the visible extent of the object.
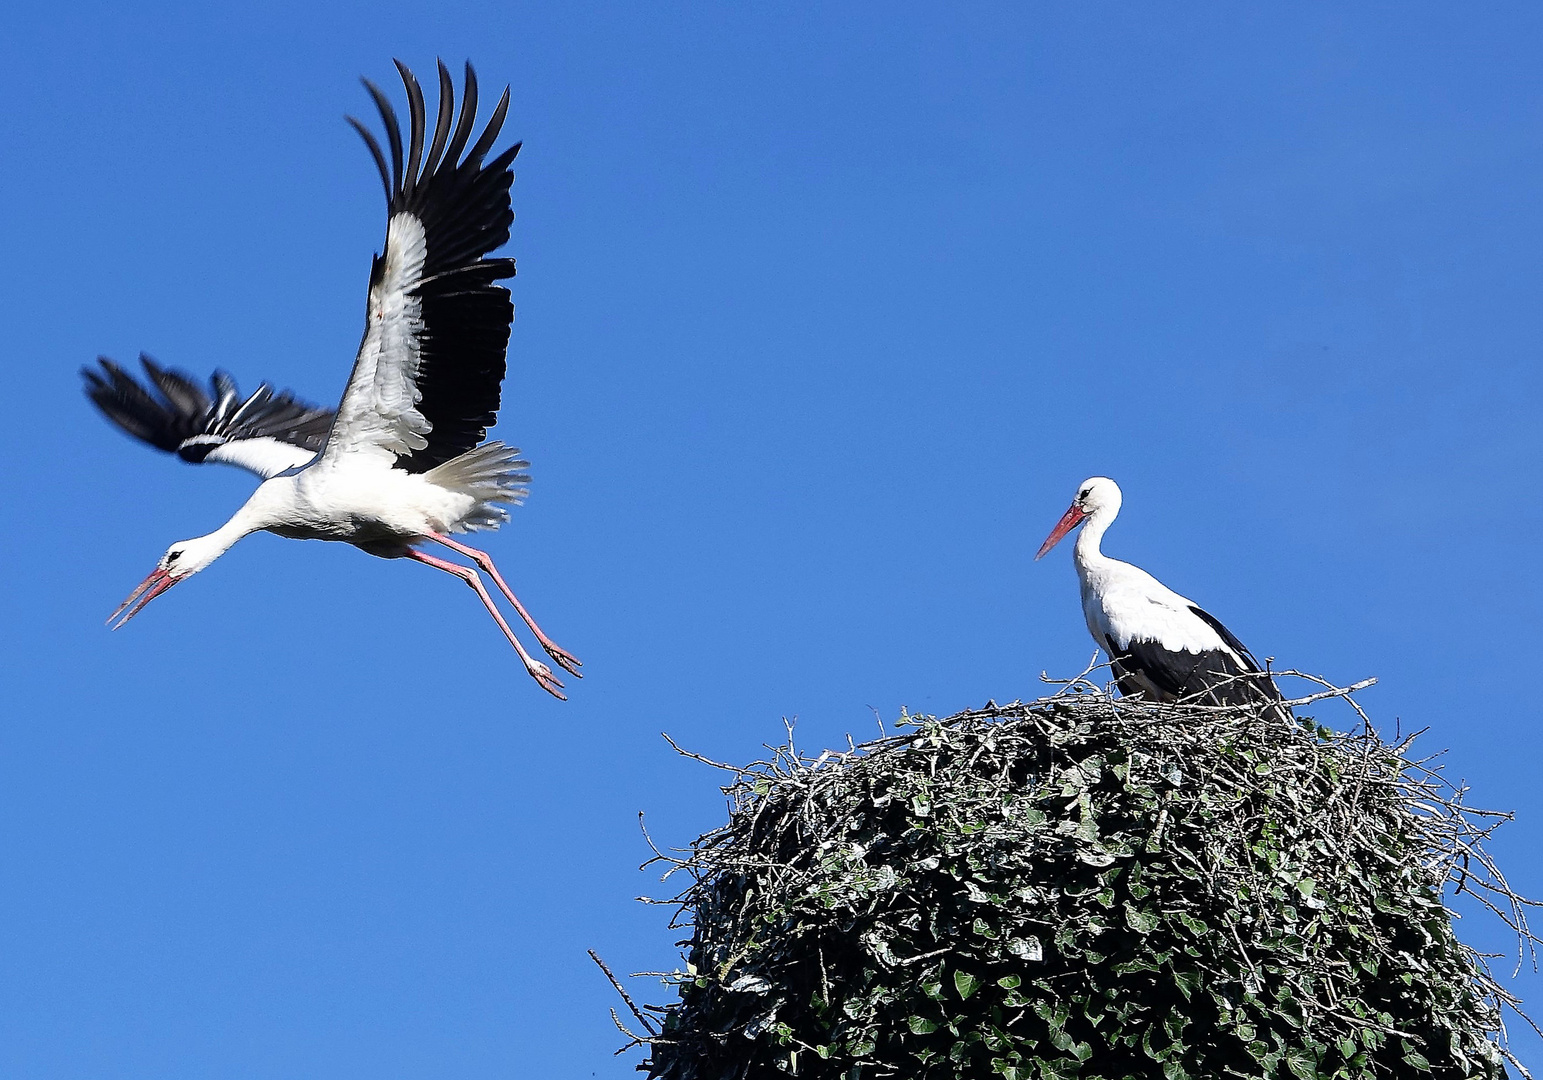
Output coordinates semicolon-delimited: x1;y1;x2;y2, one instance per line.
1035;504;1087;560
107;567;180;630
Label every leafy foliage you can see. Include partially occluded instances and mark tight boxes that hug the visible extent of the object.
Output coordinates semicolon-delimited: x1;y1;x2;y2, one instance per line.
626;691;1533;1080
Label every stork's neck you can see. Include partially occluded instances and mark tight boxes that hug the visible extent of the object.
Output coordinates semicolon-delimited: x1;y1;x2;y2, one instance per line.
1074;503;1117;573
180;491;280;574
201;513;259;557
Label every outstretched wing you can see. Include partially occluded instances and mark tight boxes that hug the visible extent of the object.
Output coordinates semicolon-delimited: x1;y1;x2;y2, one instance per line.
83;355;333;478
321;59;520;473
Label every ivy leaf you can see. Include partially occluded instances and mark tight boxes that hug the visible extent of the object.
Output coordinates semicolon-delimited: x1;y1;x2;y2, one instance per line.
1175;912;1209;937
1173;969;1200;1002
954;970;980;1000
1123;904;1159;934
1007;936;1043;961
1285;1049;1317;1080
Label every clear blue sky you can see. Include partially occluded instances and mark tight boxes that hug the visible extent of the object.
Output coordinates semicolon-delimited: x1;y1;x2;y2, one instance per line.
1;3;1540;1076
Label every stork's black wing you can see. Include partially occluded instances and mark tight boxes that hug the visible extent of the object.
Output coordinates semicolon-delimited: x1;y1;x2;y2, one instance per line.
1187;606;1285;705
322;60;520;473
83;355;333;478
1107;612;1284;709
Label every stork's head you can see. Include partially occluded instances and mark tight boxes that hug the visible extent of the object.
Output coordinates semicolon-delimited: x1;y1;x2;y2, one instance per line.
107;534;228;630
1035;476;1122;560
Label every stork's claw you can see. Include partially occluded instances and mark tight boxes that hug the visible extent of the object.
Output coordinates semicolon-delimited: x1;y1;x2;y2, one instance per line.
544;643;583;677
527;660;567;701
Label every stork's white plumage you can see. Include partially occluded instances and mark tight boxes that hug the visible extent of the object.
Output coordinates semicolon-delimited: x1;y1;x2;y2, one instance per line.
92;60;580;699
1036;477;1283;710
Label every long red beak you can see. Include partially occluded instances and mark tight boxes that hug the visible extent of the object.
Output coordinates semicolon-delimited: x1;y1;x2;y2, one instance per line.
107;567;180;630
1035;504;1087;561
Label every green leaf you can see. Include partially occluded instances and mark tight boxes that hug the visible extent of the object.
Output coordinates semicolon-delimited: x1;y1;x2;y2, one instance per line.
1007;936;1043;961
1175;912;1209;937
1173;969;1200;1002
954;970;980;1000
1285;1049;1317;1080
1123;903;1159;934
1040;1058;1080;1080
908;1016;939;1035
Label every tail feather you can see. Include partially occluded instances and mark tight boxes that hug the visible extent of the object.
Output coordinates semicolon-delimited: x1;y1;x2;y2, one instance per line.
426;440;531;530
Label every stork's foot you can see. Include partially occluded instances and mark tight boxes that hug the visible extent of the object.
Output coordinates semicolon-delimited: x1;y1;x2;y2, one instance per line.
526;659;567;701
543;642;584;678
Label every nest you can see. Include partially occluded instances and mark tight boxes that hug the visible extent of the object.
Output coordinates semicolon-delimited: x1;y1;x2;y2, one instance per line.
605;677;1538;1080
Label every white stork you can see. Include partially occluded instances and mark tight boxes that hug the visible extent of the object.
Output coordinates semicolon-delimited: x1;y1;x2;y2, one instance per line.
1035;477;1283;710
88;60;580;699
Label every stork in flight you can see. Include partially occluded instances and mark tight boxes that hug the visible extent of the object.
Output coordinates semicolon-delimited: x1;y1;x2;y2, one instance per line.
86;60;580;699
1035;477;1284;711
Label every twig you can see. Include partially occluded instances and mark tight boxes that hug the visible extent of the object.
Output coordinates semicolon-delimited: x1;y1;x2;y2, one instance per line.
661;732;740;772
589;950;659;1036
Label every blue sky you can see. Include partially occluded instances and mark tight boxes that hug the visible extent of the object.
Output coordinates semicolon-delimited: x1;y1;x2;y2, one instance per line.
2;2;1541;1076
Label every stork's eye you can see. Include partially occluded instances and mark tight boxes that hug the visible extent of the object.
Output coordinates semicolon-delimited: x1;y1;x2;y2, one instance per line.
1079;488;1091;500
166;551;181;565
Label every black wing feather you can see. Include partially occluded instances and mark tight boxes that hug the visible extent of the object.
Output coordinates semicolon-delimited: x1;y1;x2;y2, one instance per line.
1111;626;1283;708
354;58;520;473
83;355;334;462
346;117;392;205
142;362;211;421
423;64;455;177
441;62;481;176
362;78;404;194
396;60;427;198
1188;606;1268;673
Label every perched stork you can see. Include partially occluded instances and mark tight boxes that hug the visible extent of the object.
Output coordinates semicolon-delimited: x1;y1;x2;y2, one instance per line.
1035;477;1283;710
92;60;580;699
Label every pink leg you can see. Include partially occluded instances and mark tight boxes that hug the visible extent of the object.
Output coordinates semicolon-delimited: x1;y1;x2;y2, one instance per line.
407;549;567;700
426;533;582;677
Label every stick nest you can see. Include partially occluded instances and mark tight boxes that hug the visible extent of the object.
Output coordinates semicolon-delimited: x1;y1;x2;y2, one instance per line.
617;681;1537;1080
